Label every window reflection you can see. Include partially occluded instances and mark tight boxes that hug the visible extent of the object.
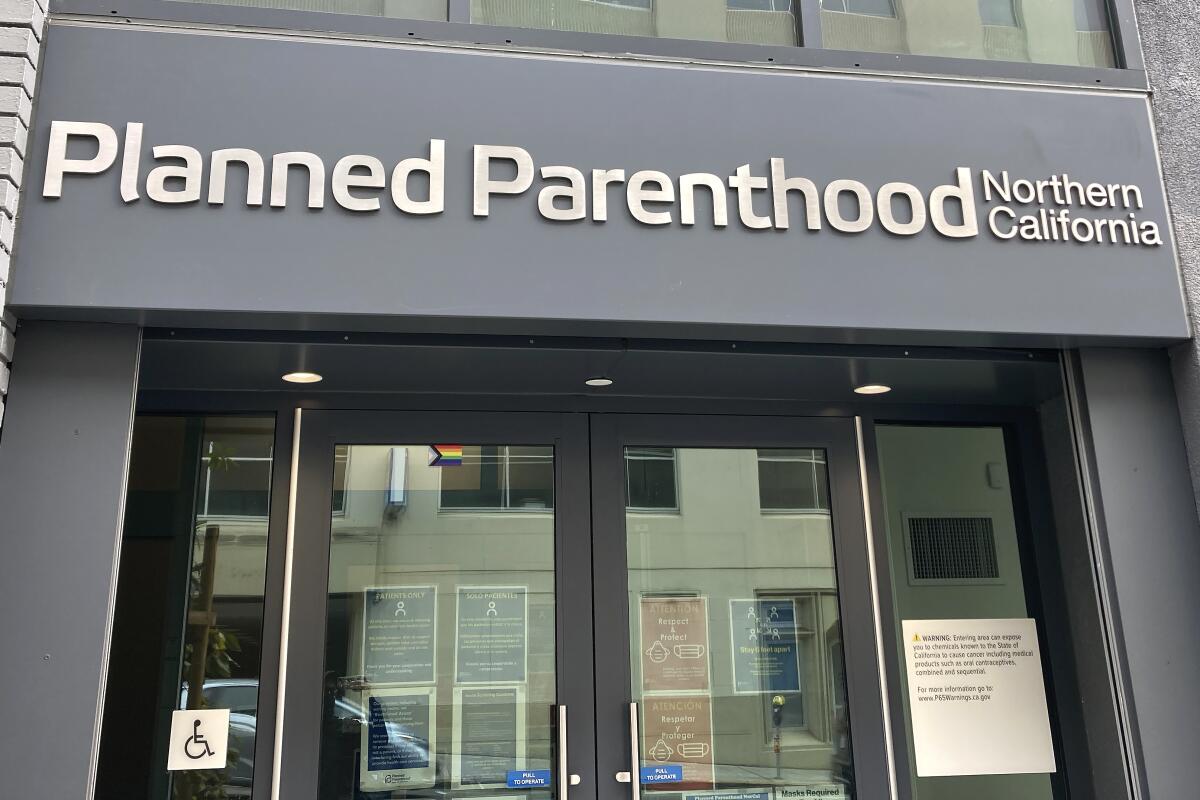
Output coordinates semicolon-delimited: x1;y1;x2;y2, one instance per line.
820;0;1116;67
173;0;1114;69
728;0;793;10
96;416;274;800
757;449;829;513
978;0;1018;28
877;425;1056;800
473;0;799;47
626;447;854;797
320;444;557;800
822;0;896;17
176;0;448;22
438;445;555;510
199;433;273;518
626;447;679;511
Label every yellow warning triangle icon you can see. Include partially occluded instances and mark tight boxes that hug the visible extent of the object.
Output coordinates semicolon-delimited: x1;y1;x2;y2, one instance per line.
913;634;921;642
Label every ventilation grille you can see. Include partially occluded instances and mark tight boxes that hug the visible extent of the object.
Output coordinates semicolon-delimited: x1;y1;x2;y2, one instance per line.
906;515;1000;583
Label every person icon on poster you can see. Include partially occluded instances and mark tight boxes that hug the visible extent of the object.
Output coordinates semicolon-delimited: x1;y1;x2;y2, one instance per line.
395;600;407;617
184;719;216;760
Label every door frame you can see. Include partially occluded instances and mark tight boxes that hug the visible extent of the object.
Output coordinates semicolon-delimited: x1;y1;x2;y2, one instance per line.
274;410;597;800
132;388;1117;800
589;414;892;800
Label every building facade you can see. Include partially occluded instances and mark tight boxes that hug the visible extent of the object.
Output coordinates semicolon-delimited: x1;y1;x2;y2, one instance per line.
1;3;1199;800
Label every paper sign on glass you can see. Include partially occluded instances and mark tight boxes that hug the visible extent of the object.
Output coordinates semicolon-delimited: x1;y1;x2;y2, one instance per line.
506;770;551;788
639;596;710;692
452;685;527;789
363;585;437;685
641;695;715;789
166;708;229;771
640;765;684;784
685;791;772;800
455;586;529;684
359;687;437;791
729;599;802;694
773;786;848;800
902;618;1056;777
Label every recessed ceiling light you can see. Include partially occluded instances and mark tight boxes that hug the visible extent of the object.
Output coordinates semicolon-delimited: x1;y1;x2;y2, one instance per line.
282;371;323;384
585;377;614;387
854;383;892;395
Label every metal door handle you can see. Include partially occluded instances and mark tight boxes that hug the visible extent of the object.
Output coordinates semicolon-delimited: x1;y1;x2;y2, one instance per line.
557;705;582;796
619;702;641;800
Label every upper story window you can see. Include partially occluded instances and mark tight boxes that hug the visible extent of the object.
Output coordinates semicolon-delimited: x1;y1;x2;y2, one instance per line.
757;448;830;514
438;445;555;511
978;0;1018;28
625;447;679;512
146;0;1119;72
331;444;349;515
471;0;800;46
820;0;1115;67
821;0;895;18
198;432;273;519
582;0;650;7
727;0;793;11
1076;0;1110;31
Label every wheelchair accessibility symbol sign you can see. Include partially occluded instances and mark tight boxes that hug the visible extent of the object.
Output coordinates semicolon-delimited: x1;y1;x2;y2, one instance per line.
167;709;230;771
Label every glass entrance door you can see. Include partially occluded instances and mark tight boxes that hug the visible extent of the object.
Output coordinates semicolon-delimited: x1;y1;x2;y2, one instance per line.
278;412;887;800
591;416;891;800
279;412;596;800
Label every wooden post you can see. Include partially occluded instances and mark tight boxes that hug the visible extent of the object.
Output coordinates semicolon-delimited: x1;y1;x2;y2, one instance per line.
185;524;220;710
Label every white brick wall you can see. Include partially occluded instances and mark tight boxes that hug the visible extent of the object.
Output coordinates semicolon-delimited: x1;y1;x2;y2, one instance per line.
0;310;13;429
0;0;41;433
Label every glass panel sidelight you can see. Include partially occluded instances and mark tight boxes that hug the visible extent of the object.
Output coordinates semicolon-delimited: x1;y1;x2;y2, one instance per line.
95;415;275;800
318;444;558;800
876;426;1058;800
625;447;854;799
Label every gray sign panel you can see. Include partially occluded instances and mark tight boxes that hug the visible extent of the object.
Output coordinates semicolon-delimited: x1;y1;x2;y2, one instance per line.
11;22;1187;342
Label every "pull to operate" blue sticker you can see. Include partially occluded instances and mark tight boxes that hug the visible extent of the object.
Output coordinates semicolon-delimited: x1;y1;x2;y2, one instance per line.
640;765;684;784
507;770;552;788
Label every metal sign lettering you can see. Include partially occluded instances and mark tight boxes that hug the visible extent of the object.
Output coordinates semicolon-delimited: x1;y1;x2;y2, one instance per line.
43;123;1164;249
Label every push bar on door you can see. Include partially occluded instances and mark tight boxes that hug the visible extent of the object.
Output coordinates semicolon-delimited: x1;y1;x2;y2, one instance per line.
614;702;641;800
557;704;582;797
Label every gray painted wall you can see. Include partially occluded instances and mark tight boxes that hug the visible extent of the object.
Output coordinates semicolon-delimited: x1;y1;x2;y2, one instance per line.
1074;347;1200;800
1126;11;1200;791
1135;1;1200;515
0;322;140;799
